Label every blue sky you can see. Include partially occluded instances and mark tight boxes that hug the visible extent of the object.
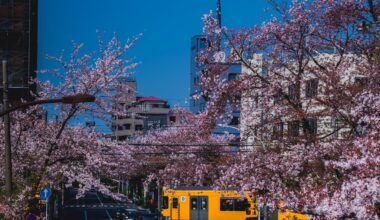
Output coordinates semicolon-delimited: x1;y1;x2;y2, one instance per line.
38;0;270;130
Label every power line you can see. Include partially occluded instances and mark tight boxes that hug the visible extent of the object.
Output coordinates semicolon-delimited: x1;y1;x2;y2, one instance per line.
131;149;250;155
126;143;254;147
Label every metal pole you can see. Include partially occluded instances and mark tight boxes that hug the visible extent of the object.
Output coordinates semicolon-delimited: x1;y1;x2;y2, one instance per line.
62;182;64;206
3;60;12;194
157;185;161;219
46;198;49;220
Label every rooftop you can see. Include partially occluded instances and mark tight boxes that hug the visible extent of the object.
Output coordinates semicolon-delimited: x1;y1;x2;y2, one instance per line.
136;96;167;103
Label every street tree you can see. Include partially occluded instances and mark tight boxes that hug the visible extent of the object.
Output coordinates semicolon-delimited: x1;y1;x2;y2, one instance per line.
197;0;380;219
0;33;140;218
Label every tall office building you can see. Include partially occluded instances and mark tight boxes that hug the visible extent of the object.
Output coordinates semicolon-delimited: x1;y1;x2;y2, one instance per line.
189;0;241;137
0;0;38;103
189;35;208;113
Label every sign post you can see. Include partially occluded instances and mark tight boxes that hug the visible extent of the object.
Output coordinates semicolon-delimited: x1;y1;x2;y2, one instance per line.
39;187;52;220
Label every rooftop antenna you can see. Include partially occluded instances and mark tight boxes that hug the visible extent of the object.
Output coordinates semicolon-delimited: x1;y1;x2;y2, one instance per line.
216;0;222;28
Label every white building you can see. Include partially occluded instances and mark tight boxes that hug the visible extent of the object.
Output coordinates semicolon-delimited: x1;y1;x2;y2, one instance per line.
240;53;367;150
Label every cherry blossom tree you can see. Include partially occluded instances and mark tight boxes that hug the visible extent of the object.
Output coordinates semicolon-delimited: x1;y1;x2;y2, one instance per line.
127;108;235;188
0;33;140;218
197;0;380;219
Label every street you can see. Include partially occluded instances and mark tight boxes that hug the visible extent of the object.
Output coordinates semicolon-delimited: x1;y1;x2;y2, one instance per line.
61;188;158;220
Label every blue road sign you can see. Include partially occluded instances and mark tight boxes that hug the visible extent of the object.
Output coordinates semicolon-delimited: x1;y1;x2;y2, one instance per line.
39;187;52;201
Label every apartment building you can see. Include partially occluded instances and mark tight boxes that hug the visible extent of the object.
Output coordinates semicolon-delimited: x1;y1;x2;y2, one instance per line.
240;53;366;149
112;79;171;141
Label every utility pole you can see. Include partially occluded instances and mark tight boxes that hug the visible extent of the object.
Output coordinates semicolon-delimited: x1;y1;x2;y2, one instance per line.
377;15;380;48
2;60;12;194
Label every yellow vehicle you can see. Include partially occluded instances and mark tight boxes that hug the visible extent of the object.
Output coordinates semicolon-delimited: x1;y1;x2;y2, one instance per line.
161;187;309;220
258;207;309;220
161;187;258;220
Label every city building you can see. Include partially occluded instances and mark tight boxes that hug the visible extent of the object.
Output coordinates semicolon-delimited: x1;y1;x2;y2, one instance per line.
189;0;241;137
240;53;367;150
189;34;208;113
112;78;171;141
0;0;38;104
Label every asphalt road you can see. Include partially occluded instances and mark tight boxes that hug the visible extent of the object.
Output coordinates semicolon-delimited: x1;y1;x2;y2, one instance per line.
61;188;158;220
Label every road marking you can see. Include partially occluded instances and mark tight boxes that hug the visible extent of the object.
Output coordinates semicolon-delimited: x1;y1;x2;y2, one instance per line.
105;209;113;220
95;192;104;206
84;209;88;220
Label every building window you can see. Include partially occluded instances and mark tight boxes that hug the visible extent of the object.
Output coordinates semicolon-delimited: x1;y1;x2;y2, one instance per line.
169;116;176;123
229;116;239;126
302;118;317;136
199;38;207;50
117;125;123;130
288;120;300;138
123;124;131;130
331;117;344;138
135;124;143;131
288;83;300;102
228;73;238;81
305;79;318;99
117;136;127;141
273;91;283;104
272;122;284;140
148;120;161;129
354;77;369;87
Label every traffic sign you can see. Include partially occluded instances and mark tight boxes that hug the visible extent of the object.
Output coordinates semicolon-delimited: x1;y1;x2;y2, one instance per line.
39;187;52;201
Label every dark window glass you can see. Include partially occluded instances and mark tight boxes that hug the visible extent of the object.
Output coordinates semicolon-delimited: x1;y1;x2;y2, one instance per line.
303;118;317;136
220;198;234;211
117;136;127;141
288;83;300;102
272;122;284;140
123;124;131;130
229;116;239;126
305;79;318;99
201;198;207;210
135;125;143;131
199;38;207;49
169;116;176;123
220;198;248;211
288;121;300;138
234;198;249;211
273;92;283;104
228;73;238;81
354;77;369;87
162;196;168;209
173;198;178;208
191;198;198;210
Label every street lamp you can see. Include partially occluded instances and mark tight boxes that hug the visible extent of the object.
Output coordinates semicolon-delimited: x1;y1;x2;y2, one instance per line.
0;93;96;117
2;60;96;195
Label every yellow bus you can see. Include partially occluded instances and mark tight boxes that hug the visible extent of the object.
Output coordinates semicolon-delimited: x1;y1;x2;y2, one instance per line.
161;187;258;220
161;187;309;220
258;207;309;220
